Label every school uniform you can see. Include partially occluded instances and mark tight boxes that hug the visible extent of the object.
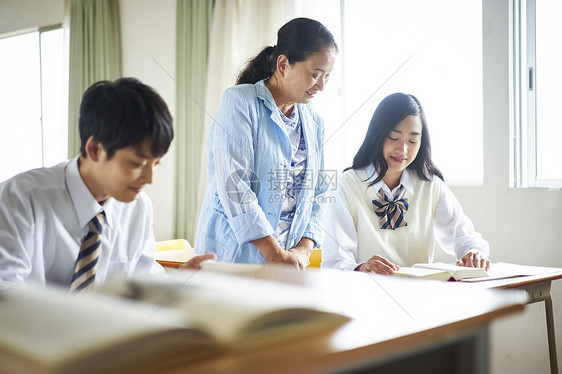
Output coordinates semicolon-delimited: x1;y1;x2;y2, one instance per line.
322;164;489;270
0;157;164;289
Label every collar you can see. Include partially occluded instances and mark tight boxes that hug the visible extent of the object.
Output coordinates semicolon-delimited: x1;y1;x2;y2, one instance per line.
364;164;414;199
256;79;313;155
65;157;114;229
278;104;299;127
256;79;302;127
255;79;278;113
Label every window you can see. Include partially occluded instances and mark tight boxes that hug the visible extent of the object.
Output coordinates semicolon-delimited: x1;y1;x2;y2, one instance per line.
309;1;483;184
515;0;562;187
0;27;66;183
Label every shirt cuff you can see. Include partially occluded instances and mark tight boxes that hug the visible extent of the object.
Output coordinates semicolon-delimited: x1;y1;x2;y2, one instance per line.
228;209;275;245
303;218;325;249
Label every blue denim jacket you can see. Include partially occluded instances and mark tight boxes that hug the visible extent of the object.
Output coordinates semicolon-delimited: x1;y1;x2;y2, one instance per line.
195;80;327;264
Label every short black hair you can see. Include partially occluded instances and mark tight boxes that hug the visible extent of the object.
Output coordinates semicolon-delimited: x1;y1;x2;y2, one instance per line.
347;92;443;185
79;77;173;159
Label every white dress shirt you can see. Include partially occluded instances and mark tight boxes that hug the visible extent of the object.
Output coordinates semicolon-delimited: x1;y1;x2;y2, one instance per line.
0;158;164;289
322;165;489;270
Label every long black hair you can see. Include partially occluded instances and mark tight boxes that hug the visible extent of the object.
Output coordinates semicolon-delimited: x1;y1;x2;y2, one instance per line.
236;17;338;85
347;93;443;186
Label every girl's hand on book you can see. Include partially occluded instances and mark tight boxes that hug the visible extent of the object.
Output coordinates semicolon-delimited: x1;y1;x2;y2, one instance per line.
357;255;400;275
457;250;490;271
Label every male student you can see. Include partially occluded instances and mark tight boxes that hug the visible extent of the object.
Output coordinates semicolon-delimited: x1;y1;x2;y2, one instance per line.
0;78;215;290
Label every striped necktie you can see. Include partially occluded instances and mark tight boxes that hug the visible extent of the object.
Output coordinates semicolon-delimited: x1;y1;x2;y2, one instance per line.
372;186;409;230
70;212;105;292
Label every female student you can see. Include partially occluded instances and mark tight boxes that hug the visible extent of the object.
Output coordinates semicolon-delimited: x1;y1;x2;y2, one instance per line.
195;18;338;269
322;93;490;274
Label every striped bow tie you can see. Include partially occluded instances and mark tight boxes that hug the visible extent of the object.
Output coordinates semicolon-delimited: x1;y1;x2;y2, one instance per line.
372;187;409;230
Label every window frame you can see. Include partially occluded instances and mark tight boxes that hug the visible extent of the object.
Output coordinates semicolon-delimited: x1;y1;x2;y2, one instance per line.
513;0;562;188
39;24;64;166
0;24;66;183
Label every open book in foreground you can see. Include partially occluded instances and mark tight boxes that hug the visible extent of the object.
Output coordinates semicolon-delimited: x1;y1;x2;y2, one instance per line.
0;272;349;374
393;262;562;282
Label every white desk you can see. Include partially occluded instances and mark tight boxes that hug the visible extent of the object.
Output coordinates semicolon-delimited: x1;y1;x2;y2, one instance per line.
166;268;526;374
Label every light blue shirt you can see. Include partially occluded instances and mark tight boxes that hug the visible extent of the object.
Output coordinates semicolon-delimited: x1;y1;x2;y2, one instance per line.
195;80;327;264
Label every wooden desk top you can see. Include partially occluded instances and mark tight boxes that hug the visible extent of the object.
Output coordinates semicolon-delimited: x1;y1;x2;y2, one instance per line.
167;268;526;374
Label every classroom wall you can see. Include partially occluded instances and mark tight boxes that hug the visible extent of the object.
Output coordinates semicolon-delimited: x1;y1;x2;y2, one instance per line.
119;0;177;242
1;1;561;372
452;1;562;372
0;0;64;35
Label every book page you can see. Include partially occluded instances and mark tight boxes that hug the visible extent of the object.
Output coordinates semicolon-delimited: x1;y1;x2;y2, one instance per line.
451;267;488;280
392;267;451;281
99;271;350;348
155;248;195;262
200;260;264;277
0;286;215;374
412;262;471;273
411;262;488;280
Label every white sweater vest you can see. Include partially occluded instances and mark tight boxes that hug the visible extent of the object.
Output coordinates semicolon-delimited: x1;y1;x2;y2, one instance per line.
340;168;441;266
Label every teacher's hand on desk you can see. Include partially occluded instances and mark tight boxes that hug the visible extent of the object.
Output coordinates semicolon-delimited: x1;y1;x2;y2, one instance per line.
253;236;304;270
457;250;490;271
270;250;306;270
288;237;315;269
356;254;400;275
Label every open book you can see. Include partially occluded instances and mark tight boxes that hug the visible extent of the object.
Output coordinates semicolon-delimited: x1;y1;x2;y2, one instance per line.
393;262;490;281
0;272;349;374
393;262;562;282
155;248;194;268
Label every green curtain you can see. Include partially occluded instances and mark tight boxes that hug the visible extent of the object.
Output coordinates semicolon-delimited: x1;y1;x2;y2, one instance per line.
67;0;121;157
175;0;214;243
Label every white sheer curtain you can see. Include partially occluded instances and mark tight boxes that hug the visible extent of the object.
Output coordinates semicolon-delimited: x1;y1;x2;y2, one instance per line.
194;0;297;235
194;0;340;241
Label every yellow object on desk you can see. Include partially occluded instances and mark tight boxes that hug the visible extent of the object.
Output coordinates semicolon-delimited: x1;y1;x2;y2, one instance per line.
155;239;191;251
307;248;322;268
156;242;323;269
155;239;195;268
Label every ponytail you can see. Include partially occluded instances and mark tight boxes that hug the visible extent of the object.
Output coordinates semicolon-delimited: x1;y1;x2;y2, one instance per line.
236;46;277;85
236;18;338;86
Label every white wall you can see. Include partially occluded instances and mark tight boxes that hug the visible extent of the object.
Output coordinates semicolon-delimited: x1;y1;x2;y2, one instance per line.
0;0;64;35
119;0;176;241
449;1;562;372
